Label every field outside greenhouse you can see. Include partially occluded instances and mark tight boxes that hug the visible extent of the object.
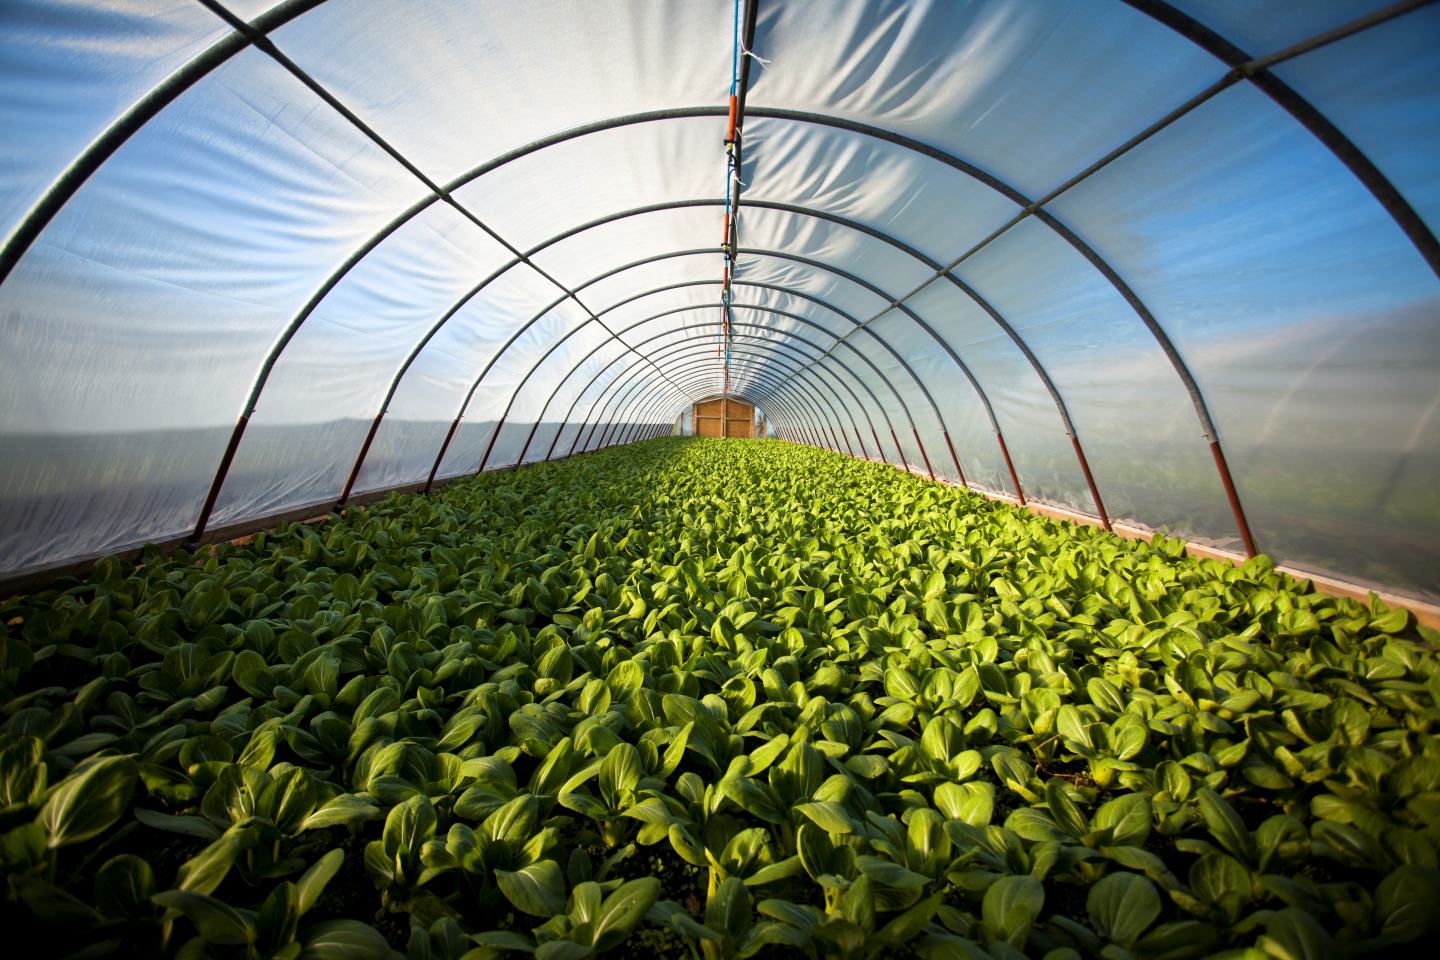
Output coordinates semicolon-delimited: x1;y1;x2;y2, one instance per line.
1;438;1435;960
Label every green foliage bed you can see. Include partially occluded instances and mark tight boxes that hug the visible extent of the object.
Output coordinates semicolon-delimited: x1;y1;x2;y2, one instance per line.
2;437;1437;960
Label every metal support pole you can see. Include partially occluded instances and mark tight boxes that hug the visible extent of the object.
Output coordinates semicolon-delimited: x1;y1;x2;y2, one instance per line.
997;431;1025;504
1071;436;1112;531
943;431;968;488
1210;440;1257;557
913;426;936;481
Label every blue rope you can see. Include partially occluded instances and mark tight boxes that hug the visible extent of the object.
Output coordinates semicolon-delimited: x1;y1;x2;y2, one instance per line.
730;0;740;97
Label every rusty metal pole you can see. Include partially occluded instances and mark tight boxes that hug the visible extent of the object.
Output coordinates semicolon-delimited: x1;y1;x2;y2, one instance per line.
474;414;509;474
942;431;968;488
424;418;463;493
996;431;1025;505
913;426;935;481
870;426;888;465
1071;436;1111;531
1210;440;1257;557
889;428;904;466
511;420;545;471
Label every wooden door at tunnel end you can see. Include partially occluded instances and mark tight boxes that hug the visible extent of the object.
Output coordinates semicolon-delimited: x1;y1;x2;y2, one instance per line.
694;397;754;438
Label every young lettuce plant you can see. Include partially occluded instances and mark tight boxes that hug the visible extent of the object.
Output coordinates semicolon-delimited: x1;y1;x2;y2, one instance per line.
471;877;660;959
155;849;395;959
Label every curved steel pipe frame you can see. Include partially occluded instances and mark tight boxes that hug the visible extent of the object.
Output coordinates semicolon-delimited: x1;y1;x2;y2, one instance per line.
635;373;849;454
627;379;805;450
518;276;915;463
641;349;870;456
510;307;880;468
598;339;868;457
556;329;887;466
6;0;1424;293
355;197;1009;518
627;365;839;454
0;0;1425;557
539;320;876;465
208;177;1060;533
536;197;1037;491
321;197;966;509
606;370;810;453
483;309;875;472
548;246;970;465
596;346;850;456
594;345;867;459
495;297;909;473
585;341;861;461
494;296;897;472
594;326;897;466
550;284;941;468
615;368;818;451
583;302;911;449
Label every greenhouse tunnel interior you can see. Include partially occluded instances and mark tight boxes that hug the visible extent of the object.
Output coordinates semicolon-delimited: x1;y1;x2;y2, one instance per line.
0;0;1437;608
7;2;1440;958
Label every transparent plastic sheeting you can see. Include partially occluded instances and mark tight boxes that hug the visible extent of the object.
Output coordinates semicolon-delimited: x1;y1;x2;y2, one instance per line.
0;1;1436;605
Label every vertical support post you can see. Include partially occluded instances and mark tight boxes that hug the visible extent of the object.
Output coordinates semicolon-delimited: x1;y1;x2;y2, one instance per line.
474;414;508;474
1209;440;1257;557
996;431;1025;505
339;413;385;505
942;431;967;488
1070;435;1111;531
575;418;605;456
512;419;545;471
192;414;250;542
545;423;565;462
913;426;935;481
425;417;463;493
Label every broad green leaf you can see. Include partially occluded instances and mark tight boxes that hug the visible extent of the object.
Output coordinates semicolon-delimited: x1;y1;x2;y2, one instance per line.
934;781;994;827
1375;865;1440;942
497;860;566;917
591;877;660;949
1259;907;1334;960
705;876;752;946
94;854;154;920
982;874;1043;949
178;825;256;895
1087;872;1159;946
296;849;345;916
1197;789;1255;863
795;801;853;834
300;794;380;831
1091;793;1151;847
153;890;256;945
38;755;136;848
483;794;539;845
299;919;396;959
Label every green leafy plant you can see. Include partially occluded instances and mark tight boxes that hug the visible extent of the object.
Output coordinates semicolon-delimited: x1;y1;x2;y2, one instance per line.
2;438;1436;959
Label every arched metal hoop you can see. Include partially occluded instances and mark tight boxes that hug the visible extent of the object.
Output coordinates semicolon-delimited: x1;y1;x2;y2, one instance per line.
593;331;880;458
0;0;1422;560
546;323;897;468
565;336;872;465
505;303;898;469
